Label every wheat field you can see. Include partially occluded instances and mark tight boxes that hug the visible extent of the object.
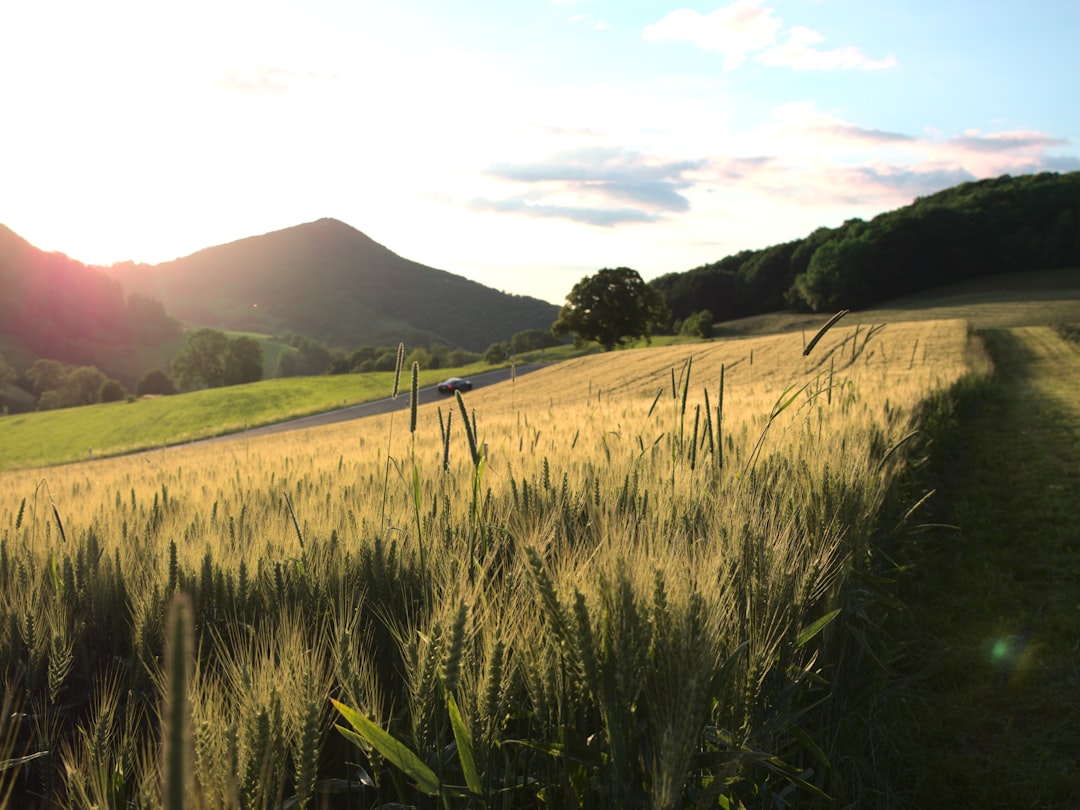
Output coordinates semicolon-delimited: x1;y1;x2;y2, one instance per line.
0;318;985;808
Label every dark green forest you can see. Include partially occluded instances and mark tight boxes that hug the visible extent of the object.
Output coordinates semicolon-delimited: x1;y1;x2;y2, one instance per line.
0;226;184;386
650;171;1080;321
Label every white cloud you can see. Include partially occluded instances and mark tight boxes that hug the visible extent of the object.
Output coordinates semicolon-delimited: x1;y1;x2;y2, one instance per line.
567;13;612;31
643;1;782;70
643;2;895;72
756;26;897;71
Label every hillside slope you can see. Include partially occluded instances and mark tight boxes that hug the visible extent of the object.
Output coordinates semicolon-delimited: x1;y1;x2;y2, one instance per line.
652;170;1080;322
102;218;559;351
0;225;183;382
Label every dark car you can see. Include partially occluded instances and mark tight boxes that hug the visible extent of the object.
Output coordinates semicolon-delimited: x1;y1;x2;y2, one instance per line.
437;377;473;394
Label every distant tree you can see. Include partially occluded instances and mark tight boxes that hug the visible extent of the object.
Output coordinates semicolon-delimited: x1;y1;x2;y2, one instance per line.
275;336;331;377
274;348;304;378
0;353;15;389
428;343;450;370
126;293;183;343
224;336;263;385
67;366;107;406
136;369;177;396
38;390;68;411
553;267;670;351
99;378;128;403
483;342;510;364
510;329;560;354
172;328;229;389
327;351;351;375
447;348;478;367
294;337;330;375
347;346;379;372
789;236;877;311
679;310;714;339
405;347;433;371
372;350;399;372
26;359;68;396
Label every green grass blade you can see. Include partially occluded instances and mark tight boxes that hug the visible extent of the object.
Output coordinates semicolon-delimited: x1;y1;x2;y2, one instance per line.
446;691;482;795
796;608;841;649
332;699;439;795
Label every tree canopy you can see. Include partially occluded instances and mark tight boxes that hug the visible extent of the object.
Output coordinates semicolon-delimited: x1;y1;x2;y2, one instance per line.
651;171;1080;319
0;353;14;389
553;267;670;352
172;329;265;390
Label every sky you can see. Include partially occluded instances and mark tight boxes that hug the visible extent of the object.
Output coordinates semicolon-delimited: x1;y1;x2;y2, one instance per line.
2;0;1078;305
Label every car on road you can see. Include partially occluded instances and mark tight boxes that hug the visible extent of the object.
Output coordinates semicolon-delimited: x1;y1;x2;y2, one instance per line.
437;377;473;394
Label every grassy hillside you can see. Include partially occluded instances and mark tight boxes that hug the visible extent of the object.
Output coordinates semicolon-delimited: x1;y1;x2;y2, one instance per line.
101;218;559;352
0;364;491;470
707;267;1080;339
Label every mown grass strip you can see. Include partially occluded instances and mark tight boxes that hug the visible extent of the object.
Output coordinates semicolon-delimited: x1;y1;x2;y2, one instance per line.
890;326;1080;807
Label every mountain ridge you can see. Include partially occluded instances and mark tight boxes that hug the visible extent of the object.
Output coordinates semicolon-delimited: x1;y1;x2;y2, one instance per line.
99;217;560;352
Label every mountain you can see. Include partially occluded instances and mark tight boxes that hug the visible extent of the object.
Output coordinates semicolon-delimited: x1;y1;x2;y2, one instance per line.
101;219;560;352
0;225;183;384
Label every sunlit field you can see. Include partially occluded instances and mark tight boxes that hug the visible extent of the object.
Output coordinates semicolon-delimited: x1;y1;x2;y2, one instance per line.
0;319;986;808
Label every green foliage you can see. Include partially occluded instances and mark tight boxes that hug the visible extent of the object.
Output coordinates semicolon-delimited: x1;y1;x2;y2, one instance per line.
66;366;108;406
286;335;330;376
653;170;1080;319
224;335;263;385
98;378;128;403
26;359;68;396
0;363;491;468
0;352;15;389
510;328;561;354
483;341;510;364
553;267;671;351
173;329;265;389
172;328;229;389
135;369;176;397
23;360;110;410
678;310;714;339
0;226;182;386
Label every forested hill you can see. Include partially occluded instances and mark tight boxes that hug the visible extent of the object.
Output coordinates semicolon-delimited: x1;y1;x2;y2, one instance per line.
651;171;1080;321
0;225;183;380
102;218;559;352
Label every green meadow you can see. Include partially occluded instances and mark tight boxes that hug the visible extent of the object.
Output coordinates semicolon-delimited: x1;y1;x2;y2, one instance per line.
0;365;491;470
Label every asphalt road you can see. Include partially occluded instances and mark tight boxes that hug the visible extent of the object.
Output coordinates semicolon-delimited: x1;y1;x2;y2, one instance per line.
196;363;547;444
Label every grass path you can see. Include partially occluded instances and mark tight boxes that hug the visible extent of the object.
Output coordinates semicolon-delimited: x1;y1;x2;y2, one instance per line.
892;326;1080;807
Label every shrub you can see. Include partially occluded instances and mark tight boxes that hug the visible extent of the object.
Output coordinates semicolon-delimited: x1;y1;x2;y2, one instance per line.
136;369;177;396
99;379;128;403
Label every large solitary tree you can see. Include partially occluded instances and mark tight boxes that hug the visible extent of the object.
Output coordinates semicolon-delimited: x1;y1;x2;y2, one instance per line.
552;267;670;351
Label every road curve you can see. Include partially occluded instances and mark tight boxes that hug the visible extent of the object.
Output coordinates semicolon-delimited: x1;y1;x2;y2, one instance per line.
194;363;548;444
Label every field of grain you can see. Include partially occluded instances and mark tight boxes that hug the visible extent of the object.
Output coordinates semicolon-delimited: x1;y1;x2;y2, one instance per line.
0;318;985;808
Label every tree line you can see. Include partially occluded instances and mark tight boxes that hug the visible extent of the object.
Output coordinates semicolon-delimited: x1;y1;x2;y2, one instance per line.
651;171;1080;320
